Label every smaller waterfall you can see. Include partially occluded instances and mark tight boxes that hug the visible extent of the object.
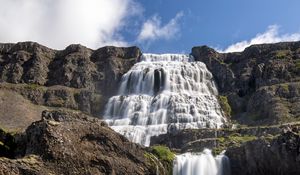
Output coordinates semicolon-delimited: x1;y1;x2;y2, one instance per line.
173;149;230;175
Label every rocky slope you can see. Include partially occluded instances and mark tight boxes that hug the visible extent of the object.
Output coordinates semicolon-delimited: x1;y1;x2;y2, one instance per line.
0;110;165;175
0;42;141;131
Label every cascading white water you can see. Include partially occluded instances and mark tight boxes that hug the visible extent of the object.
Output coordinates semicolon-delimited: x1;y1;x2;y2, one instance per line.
173;149;230;175
104;53;226;146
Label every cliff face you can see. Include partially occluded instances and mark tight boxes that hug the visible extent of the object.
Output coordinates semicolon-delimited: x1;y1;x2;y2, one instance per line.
0;42;141;131
192;42;300;125
226;126;300;175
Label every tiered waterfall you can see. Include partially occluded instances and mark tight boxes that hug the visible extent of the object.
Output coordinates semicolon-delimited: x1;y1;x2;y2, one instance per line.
104;53;226;146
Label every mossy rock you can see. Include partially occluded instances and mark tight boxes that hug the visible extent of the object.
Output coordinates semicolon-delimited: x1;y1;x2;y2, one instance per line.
151;145;175;162
274;50;291;59
213;134;257;155
147;145;175;175
218;95;232;117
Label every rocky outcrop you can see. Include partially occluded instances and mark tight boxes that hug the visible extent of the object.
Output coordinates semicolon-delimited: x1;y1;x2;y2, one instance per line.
0;42;141;131
192;42;300;125
151;122;300;153
226;126;300;175
0;110;164;175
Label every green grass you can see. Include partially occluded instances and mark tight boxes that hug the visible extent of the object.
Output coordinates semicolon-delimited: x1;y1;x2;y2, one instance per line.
151;145;175;162
24;83;46;91
146;145;175;175
218;95;232;117
213;133;257;155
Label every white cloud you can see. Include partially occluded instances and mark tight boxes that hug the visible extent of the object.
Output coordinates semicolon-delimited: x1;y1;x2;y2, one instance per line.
220;25;300;53
137;12;183;42
0;0;141;49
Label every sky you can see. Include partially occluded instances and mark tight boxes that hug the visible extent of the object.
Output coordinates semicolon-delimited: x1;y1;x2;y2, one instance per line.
0;0;300;53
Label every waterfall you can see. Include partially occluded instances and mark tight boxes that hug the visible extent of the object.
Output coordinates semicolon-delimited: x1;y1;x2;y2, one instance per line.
104;53;226;146
173;149;231;175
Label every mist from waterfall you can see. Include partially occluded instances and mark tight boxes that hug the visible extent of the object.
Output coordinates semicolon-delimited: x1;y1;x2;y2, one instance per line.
104;53;226;146
173;149;230;175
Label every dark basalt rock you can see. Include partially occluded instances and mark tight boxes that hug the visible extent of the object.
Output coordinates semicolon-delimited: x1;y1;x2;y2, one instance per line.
192;41;300;125
0;110;163;175
226;126;300;175
151;123;300;152
0;42;141;129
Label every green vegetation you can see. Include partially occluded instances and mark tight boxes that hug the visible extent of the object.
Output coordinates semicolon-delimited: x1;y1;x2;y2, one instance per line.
212;133;257;155
144;152;167;175
25;83;46;91
218;95;232;117
280;83;289;92
145;145;175;175
295;59;300;70
151;145;175;162
274;50;291;59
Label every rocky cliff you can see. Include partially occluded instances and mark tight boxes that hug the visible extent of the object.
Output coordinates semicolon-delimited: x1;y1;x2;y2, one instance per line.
192;42;300;125
0;42;141;131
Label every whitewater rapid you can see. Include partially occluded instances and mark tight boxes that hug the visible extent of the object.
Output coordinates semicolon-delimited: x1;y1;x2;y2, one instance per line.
104;53;226;146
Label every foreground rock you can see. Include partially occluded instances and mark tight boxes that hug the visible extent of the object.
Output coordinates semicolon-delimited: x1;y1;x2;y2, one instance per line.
0;110;163;175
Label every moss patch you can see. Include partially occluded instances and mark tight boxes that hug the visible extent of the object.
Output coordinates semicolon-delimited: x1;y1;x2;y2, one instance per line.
213;133;257;155
280;83;289;92
146;145;175;175
24;83;46;91
218;95;232;117
151;145;175;162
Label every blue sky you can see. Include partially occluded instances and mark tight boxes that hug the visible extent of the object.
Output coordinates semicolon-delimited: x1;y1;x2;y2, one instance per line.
131;0;300;53
0;0;300;53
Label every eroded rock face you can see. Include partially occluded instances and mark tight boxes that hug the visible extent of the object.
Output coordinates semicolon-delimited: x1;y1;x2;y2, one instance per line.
226;127;300;175
0;42;141;129
192;42;300;125
0;110;160;175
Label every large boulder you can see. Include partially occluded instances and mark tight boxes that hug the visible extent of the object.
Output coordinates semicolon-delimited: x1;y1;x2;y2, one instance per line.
0;110;163;175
